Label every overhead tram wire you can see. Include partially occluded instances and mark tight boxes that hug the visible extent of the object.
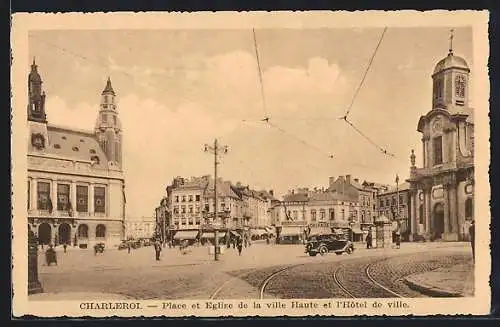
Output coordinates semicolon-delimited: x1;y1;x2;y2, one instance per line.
343;117;395;157
343;27;388;119
252;28;269;121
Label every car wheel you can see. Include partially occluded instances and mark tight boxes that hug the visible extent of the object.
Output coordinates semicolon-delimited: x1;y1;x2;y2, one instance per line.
308;252;317;257
319;245;328;256
346;247;353;254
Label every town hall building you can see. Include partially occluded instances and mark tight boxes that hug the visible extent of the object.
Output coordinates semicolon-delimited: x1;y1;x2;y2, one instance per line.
27;59;126;249
408;34;475;241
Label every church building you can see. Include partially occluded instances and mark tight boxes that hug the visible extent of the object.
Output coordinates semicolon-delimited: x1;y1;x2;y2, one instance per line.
408;33;474;241
27;59;126;249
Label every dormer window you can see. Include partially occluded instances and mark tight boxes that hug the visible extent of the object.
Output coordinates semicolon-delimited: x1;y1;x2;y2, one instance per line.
90;155;100;164
89;149;96;154
53;144;61;149
72;146;79;152
80;139;84;143
61;136;67;140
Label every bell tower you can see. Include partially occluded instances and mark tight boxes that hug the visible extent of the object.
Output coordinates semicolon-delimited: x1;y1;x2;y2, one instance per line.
95;77;122;168
27;58;47;123
431;29;470;111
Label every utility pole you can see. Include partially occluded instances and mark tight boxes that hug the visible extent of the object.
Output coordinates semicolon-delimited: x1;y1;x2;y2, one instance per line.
204;138;229;261
395;174;400;227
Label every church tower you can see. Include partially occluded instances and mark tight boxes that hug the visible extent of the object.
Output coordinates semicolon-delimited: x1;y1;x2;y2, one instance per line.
95;77;123;169
27;58;47;123
431;30;470;111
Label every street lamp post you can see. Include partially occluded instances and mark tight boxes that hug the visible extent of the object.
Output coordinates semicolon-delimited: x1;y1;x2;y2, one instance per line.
204;138;229;261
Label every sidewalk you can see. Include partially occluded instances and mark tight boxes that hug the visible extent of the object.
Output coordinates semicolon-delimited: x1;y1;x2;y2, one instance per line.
30;292;132;301
403;262;474;297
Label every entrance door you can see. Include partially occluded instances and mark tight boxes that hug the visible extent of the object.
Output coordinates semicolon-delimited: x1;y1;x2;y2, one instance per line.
58;223;71;245
38;223;52;245
433;203;445;240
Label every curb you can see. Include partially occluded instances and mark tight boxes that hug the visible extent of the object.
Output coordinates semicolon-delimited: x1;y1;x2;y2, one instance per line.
403;276;463;297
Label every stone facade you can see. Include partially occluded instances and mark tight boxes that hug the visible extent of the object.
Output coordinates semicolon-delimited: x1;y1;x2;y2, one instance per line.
27;60;126;249
407;41;474;242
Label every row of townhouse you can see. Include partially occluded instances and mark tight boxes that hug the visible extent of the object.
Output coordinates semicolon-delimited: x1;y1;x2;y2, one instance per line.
159;175;278;231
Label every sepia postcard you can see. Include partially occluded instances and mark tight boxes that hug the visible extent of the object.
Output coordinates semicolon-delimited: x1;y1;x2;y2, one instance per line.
11;11;491;317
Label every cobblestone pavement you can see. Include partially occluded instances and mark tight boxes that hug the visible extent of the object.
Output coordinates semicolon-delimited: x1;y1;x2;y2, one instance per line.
33;242;472;300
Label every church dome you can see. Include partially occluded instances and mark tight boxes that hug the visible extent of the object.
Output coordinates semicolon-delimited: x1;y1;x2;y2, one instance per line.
433;53;469;75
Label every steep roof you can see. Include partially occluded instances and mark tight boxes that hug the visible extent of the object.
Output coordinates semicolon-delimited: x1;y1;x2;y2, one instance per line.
379;182;410;195
282;193;309;202
30;124;110;170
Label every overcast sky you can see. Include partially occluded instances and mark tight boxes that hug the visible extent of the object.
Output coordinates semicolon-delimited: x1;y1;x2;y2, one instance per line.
27;27;473;218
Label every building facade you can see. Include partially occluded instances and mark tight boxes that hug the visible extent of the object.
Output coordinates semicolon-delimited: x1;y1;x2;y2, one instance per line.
328;175;388;226
407;39;475;241
377;182;412;238
275;188;361;242
125;217;156;239
27;60;126;249
165;176;274;231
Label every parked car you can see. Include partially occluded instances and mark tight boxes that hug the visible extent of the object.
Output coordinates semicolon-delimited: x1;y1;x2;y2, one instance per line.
118;241;129;250
305;233;354;256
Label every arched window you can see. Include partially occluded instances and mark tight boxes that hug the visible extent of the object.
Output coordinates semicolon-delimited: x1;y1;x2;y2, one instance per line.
419;205;424;224
96;224;106;238
77;224;89;238
465;198;473;220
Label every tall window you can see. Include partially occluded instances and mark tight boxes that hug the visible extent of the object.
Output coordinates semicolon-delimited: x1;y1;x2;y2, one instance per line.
433;136;443;165
465;198;473;220
399;195;404;206
77;224;89;238
419;205;424;224
319;209;325;220
341;209;345;220
196;195;200;201
182;195;186;202
57;184;70;211
329;209;335;220
175;196;179;203
94;186;106;213
293;211;298;220
96;224;106;238
310;210;316;221
37;182;51;210
189;195;193;202
27;181;30;210
76;185;88;212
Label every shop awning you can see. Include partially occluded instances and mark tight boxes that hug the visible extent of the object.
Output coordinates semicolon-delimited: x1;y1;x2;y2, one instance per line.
280;226;303;237
173;230;199;240
201;232;226;239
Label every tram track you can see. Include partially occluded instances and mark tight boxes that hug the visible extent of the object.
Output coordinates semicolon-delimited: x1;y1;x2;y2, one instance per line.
210;251;469;300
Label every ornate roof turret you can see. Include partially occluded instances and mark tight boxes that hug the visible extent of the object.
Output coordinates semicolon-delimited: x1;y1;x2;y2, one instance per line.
102;77;115;95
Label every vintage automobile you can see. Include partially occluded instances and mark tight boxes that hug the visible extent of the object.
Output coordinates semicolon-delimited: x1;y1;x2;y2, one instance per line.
305;233;354;256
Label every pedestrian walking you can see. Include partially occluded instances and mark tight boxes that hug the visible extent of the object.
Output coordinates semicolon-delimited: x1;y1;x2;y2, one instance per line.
63;243;67;253
154;240;162;261
469;220;475;262
395;228;401;249
237;237;243;256
127;242;131;254
45;244;57;266
366;230;373;249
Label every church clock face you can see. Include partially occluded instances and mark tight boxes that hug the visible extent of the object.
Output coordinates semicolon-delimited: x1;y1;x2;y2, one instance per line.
455;75;466;98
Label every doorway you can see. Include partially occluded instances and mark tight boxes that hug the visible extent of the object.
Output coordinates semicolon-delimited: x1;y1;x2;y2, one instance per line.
58;223;71;245
433;203;445;240
38;223;52;245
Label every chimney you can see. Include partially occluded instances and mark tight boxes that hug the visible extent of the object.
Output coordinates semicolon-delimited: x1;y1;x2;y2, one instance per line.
346;175;351;184
291;189;295;195
354;178;359;183
269;190;274;196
